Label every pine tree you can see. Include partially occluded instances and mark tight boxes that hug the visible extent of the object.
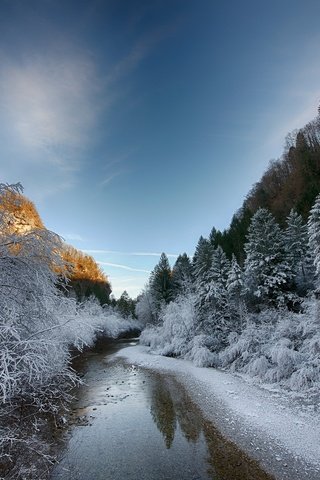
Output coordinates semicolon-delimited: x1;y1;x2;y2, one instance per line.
227;254;245;327
308;193;320;289
193;237;215;325
117;290;135;318
193;237;214;286
149;253;173;314
244;208;291;308
206;246;230;314
285;210;314;294
171;253;193;298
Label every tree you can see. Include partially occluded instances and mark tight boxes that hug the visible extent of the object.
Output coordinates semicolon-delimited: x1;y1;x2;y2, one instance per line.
308;193;320;290
149;253;173;315
285;210;314;294
227;254;245;328
117;290;135;318
193;237;214;295
206;246;230;314
244;208;291;308
171;253;193;298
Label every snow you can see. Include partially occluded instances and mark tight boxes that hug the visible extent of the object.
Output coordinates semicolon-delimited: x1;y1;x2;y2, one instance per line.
115;344;320;480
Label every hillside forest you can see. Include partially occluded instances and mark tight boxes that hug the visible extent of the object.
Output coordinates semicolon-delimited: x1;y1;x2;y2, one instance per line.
137;106;320;394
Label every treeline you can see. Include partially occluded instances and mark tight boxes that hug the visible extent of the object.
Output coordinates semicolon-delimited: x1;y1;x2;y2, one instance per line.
0;187;112;304
137;107;320;393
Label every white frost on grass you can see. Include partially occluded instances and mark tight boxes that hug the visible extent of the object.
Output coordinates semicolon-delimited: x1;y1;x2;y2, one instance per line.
115;344;320;480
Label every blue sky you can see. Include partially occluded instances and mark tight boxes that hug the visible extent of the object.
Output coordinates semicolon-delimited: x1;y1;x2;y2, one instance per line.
1;0;320;297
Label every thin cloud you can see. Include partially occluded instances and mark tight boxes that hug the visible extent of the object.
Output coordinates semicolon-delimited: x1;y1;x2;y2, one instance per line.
98;261;150;274
84;249;179;258
106;19;181;85
1;51;100;154
100;170;128;187
0;46;103;198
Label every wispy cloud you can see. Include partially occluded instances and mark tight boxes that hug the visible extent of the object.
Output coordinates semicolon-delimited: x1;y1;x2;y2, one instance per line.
106;19;181;85
100;170;128;187
97;261;150;273
0;45;103;198
84;249;179;258
1;50;100;154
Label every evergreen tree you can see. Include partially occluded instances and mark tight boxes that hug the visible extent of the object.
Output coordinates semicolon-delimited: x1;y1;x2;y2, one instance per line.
308;193;320;289
193;236;214;286
285;210;314;294
171;253;193;298
149;253;173;314
227;254;245;327
206;246;230;314
193;237;215;327
244;208;291;308
117;290;135;318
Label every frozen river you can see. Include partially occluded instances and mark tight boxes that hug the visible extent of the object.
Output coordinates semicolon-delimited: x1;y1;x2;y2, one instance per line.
51;339;273;480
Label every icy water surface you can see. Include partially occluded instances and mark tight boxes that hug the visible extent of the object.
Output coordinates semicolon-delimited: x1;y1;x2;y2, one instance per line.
51;339;274;480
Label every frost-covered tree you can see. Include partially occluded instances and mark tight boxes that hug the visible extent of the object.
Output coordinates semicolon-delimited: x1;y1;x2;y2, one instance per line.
135;288;157;325
308;194;320;290
193;237;215;309
244;208;291;308
149;253;173;315
171;253;193;298
227;254;245;328
193;236;214;279
285;210;314;294
206;246;230;314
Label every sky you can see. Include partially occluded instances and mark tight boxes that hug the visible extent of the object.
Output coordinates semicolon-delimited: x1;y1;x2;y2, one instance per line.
1;0;320;298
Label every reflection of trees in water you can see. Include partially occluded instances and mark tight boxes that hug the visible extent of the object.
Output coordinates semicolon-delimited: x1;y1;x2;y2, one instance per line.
150;378;176;448
166;379;202;444
149;375;202;449
149;374;274;480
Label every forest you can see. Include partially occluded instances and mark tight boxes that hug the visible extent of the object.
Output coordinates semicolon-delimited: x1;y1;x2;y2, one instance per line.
137;107;320;394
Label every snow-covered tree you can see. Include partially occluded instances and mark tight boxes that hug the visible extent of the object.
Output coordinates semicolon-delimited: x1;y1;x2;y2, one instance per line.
135;288;157;325
308;194;320;290
227;254;245;328
149;253;173;315
244;208;291;308
285;209;314;294
193;236;214;280
193;236;215;313
206;246;230;314
171;253;193;298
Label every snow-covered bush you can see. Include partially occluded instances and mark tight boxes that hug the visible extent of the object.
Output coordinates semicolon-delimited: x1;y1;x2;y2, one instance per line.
140;294;196;357
219;302;320;391
185;334;218;367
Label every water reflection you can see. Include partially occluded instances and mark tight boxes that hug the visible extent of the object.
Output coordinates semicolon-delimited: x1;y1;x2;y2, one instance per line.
150;380;177;448
149;374;274;480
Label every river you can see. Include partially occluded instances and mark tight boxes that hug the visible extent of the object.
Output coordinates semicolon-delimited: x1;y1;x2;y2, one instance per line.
51;339;274;480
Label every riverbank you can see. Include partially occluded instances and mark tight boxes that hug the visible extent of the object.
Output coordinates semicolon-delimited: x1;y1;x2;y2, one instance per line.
116;344;320;480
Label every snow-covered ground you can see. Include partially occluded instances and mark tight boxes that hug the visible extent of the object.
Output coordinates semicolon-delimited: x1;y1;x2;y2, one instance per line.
115;344;320;480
